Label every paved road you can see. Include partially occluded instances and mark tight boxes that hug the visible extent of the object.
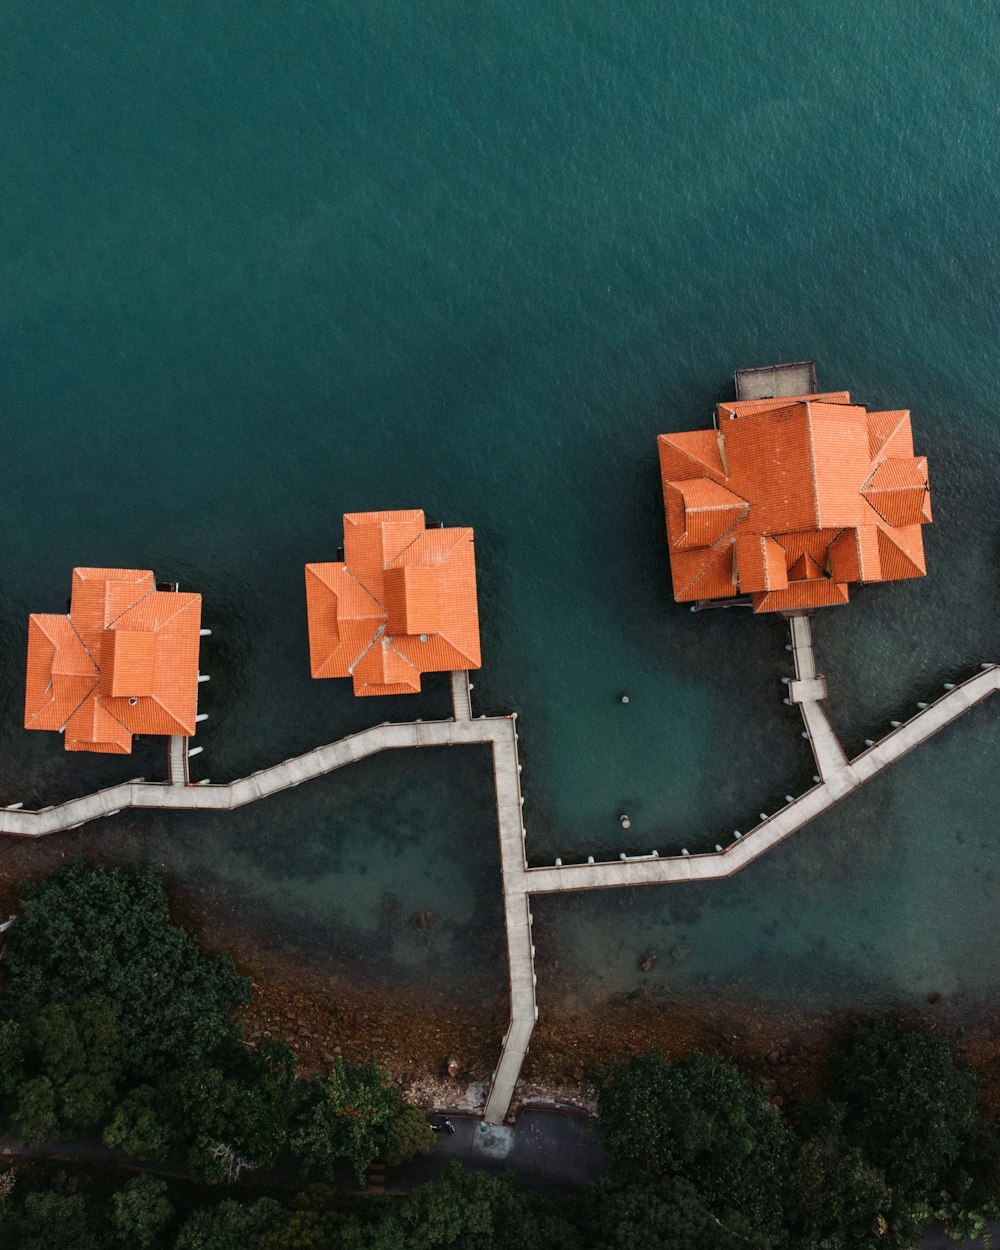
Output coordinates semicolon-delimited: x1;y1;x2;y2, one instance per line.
0;1107;609;1199
392;1109;608;1195
3;1114;996;1246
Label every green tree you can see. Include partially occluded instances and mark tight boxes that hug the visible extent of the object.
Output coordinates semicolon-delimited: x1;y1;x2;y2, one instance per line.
490;1193;582;1250
395;1162;519;1249
582;1174;744;1250
382;1099;436;1167
789;1106;918;1250
3;863;250;1078
14;1076;60;1147
111;1174;173;1249
598;1048;793;1242
0;1020;24;1105
291;1058;398;1184
831;1025;982;1199
10;998;121;1145
103;1085;173;1161
30;998;121;1133
0;1188;107;1250
170;1040;301;1183
174;1198;283;1250
256;1185;348;1250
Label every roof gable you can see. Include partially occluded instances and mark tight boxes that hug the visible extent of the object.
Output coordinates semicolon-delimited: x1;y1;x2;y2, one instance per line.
24;572;202;753
658;387;932;610
306;511;481;695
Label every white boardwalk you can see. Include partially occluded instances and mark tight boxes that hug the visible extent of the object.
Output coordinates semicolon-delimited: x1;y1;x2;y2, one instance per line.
168;735;189;787
2;630;997;1122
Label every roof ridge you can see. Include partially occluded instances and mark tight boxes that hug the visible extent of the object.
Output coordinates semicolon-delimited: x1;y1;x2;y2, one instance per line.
427;629;480;668
870;410;911;461
29;678;98;733
804;403;821;527
675;547;731;599
95;695;139;737
344;565;387;613
659;432;726;480
67;614;102;670
385;528;431;568
385;637;421;672
135;693;193;734
347;623;387;676
105;585;156;630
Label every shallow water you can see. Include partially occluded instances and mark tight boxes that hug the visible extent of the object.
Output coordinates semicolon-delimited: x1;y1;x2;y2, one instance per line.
2;1;999;1018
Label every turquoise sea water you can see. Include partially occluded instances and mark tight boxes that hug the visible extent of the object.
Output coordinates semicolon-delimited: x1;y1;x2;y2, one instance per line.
2;2;1000;1018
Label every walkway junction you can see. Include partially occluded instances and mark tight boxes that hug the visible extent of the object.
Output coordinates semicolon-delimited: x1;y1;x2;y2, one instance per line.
4;379;991;1124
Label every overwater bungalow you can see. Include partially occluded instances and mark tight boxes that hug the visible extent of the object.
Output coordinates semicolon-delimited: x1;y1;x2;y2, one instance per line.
24;567;202;753
657;388;932;612
305;509;481;696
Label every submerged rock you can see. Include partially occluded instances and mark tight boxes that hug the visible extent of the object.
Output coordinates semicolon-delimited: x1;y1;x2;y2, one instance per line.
639;949;657;973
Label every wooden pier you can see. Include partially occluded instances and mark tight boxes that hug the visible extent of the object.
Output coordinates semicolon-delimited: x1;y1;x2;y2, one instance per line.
168;735;189;787
1;643;997;1124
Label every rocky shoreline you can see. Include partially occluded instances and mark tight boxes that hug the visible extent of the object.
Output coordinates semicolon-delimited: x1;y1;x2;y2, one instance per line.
229;936;1000;1124
3;860;999;1123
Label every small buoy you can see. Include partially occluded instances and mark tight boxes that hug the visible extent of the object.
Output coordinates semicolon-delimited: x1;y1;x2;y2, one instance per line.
619;814;631;829
620;694;630;704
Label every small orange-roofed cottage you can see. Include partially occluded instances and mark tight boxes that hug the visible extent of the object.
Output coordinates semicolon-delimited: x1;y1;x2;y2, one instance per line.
305;510;481;696
657;391;932;612
24;568;202;753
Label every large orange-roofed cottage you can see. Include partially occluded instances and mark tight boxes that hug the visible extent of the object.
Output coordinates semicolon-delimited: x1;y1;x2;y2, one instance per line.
657;389;932;613
305;509;481;696
24;567;202;753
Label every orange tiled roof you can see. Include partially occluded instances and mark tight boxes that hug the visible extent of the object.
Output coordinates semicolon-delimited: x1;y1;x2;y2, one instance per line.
657;391;932;613
305;509;481;696
24;568;202;754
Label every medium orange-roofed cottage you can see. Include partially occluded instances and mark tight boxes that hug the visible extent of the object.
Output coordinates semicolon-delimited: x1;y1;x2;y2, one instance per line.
24;568;202;753
305;509;481;696
657;391;932;612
